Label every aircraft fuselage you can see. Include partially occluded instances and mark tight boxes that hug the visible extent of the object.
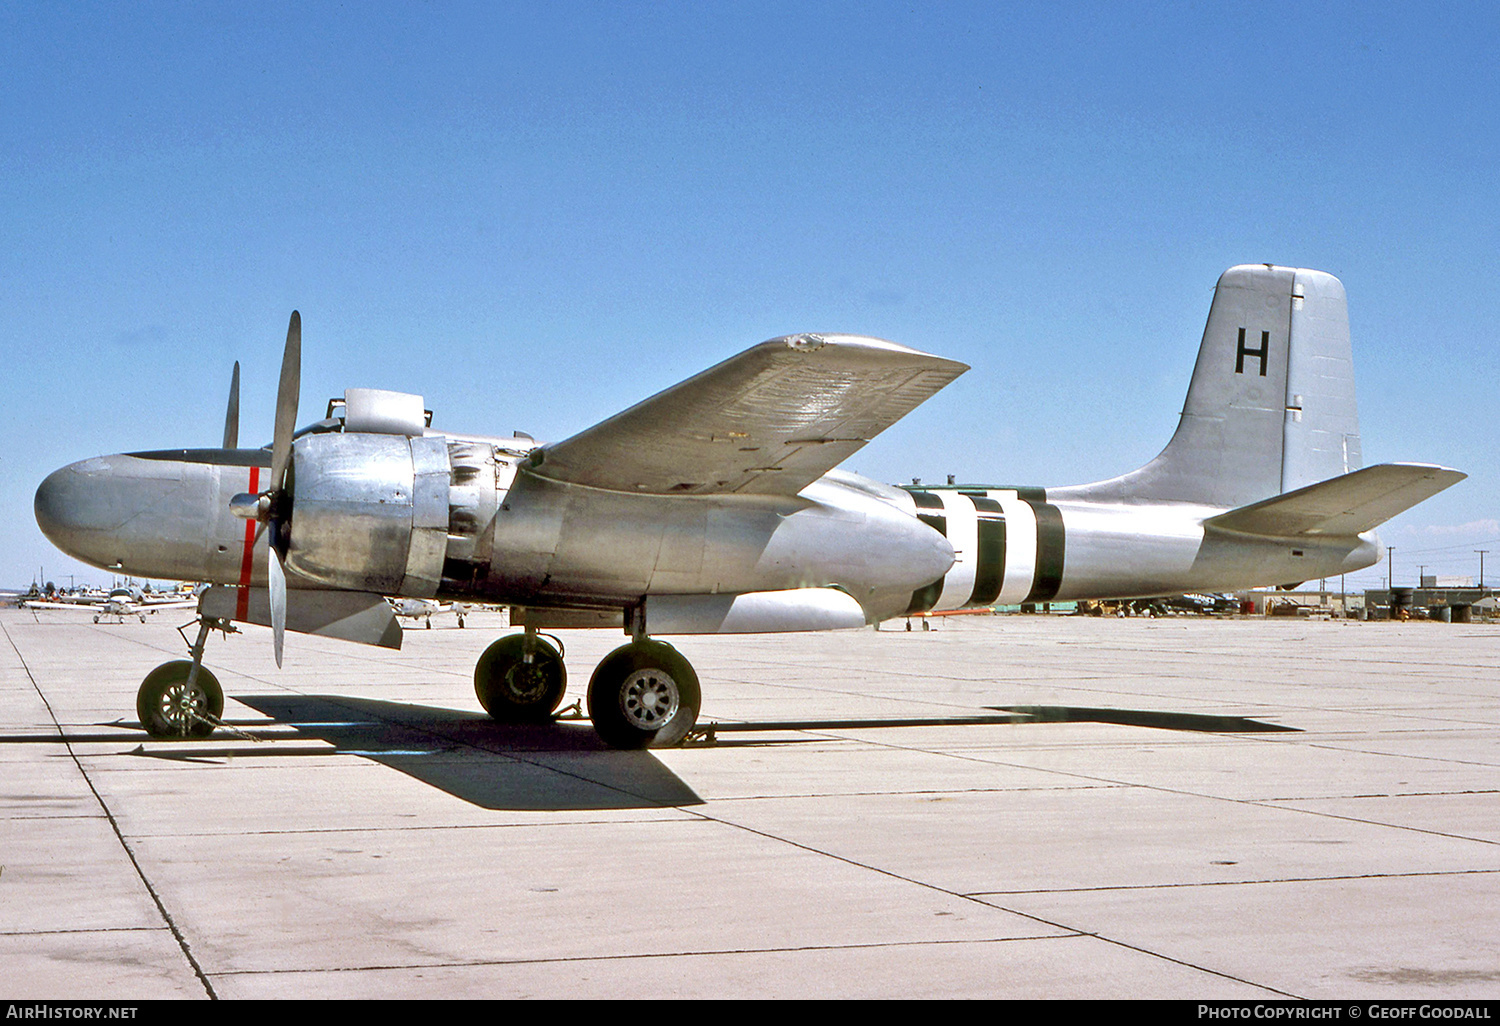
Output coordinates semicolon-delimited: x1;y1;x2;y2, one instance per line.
33;439;954;623
33;433;1380;627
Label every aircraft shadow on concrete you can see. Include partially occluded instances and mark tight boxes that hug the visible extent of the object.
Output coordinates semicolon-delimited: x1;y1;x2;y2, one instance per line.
139;693;705;812
991;705;1300;733
688;706;1297;744
21;700;1292;810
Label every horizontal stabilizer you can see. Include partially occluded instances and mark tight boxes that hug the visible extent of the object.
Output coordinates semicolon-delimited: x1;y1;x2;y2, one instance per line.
1204;464;1466;538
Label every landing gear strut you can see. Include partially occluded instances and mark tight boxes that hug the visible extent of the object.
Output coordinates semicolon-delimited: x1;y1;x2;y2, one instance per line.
137;616;234;738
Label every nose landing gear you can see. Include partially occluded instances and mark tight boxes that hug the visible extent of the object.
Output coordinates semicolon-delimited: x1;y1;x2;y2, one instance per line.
137;660;223;738
137;616;235;738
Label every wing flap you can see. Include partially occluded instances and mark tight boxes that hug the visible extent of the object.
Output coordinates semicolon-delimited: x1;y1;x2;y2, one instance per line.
532;334;967;496
1204;463;1466;538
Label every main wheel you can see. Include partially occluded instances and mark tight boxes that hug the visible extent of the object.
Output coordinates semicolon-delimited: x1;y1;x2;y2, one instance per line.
474;634;567;722
587;640;701;749
137;661;224;739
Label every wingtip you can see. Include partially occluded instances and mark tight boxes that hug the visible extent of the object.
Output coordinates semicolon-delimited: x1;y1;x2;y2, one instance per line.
765;332;968;371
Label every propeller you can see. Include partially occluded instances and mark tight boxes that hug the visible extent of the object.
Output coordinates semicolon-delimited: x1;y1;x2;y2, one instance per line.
228;313;300;668
223;361;240;449
267;313;300;667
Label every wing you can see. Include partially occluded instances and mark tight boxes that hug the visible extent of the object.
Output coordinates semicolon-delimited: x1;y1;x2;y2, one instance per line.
530;333;968;496
1204;463;1467;538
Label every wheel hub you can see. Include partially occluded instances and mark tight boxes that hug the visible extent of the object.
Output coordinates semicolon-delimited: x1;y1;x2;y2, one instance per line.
503;661;553;703
620;668;679;730
159;681;207;735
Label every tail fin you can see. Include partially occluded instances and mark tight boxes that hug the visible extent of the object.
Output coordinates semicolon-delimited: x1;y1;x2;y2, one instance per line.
1055;264;1362;508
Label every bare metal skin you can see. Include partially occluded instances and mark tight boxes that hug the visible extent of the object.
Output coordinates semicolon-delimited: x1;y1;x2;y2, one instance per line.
34;448;955;618
34;267;1463;747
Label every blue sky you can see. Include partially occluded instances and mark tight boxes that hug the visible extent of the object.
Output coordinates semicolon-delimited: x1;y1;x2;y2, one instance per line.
3;2;1495;592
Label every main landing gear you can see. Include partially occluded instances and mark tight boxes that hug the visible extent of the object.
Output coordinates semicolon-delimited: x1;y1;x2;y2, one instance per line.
473;631;567;722
585;638;700;749
474;619;702;749
137;616;235;738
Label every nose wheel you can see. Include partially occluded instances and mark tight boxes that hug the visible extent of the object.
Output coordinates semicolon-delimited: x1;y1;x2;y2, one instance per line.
136;615;236;739
586;640;701;749
137;660;224;738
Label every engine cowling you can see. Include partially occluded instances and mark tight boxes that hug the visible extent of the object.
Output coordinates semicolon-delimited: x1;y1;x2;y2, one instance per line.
285;432;451;596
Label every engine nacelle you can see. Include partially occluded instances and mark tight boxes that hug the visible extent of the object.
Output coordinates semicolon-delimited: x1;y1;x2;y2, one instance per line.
285;433;451;596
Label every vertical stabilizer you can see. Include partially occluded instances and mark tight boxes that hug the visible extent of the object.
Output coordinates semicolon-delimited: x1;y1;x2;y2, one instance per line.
1053;265;1362;508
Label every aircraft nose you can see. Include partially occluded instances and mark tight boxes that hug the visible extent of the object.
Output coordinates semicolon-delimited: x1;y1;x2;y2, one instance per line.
34;458;116;561
35;454;211;574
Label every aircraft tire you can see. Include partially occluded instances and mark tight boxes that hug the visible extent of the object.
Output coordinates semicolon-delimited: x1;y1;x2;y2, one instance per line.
474;634;566;722
137;661;223;739
587;640;700;749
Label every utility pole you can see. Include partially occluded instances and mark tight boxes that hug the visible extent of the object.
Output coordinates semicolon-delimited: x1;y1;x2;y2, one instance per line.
1388;547;1395;589
1478;550;1489;590
1419;564;1428;589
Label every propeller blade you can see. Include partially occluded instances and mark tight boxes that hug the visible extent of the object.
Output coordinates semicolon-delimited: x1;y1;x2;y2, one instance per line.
270;312;301;491
269;542;286;669
222;361;240;449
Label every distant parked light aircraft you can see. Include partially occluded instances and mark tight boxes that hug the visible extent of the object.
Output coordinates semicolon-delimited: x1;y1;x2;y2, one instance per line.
389;597;468;629
23;586;198;623
34;265;1462;746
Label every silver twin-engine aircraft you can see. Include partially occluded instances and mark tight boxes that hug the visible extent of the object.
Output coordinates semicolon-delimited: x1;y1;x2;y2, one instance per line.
34;265;1464;747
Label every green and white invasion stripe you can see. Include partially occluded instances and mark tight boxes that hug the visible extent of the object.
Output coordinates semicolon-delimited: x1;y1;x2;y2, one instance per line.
902;487;1067;612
